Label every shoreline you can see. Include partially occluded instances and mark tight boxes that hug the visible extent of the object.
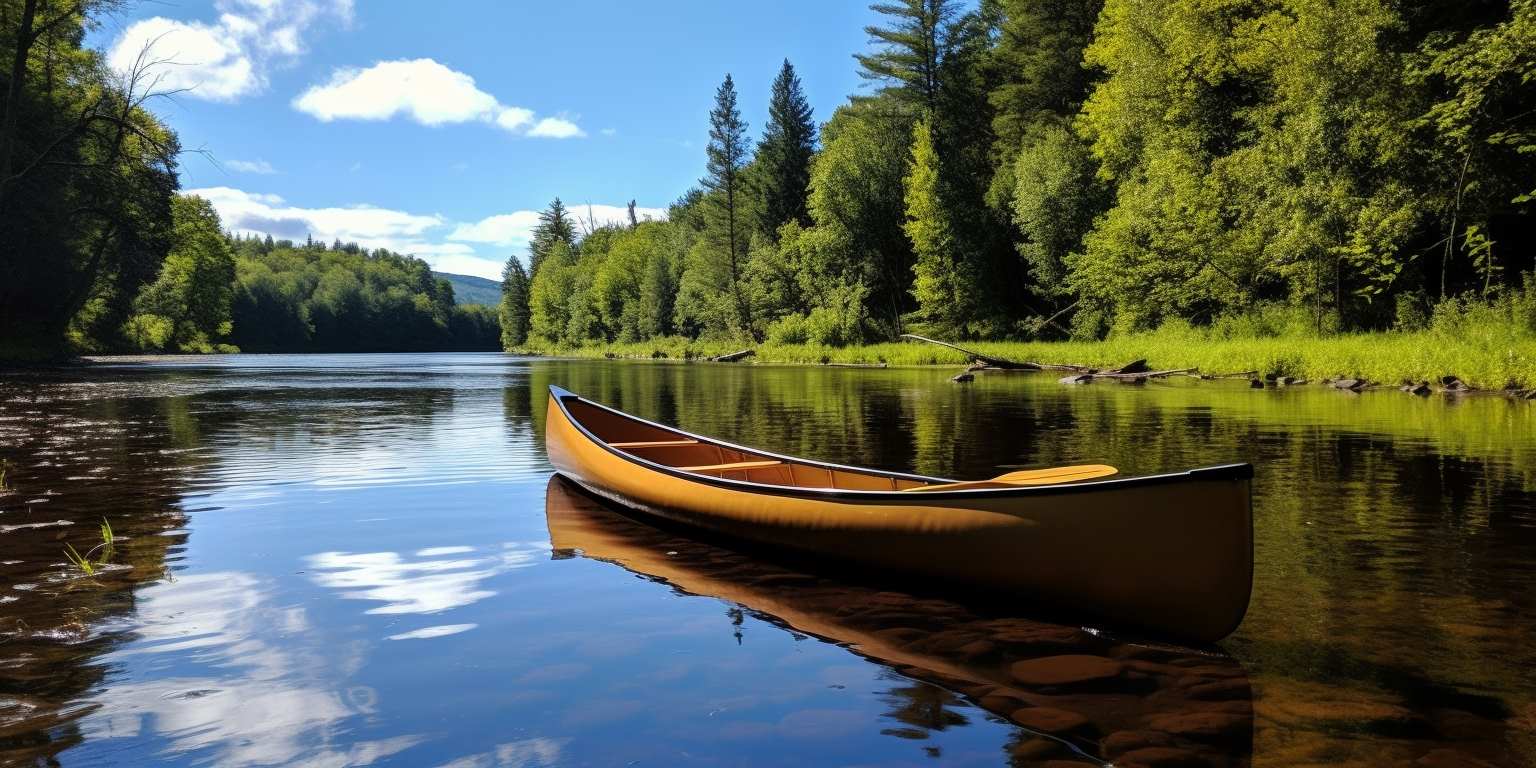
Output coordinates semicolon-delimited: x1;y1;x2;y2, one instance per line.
511;331;1536;393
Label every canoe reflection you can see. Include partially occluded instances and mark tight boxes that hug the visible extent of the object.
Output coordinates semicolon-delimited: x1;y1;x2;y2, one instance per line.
544;475;1253;767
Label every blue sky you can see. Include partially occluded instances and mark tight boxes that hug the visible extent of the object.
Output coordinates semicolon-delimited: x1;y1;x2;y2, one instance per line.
88;1;892;279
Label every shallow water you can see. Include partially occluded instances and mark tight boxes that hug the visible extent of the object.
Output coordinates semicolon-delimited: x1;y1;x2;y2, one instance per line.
0;354;1532;766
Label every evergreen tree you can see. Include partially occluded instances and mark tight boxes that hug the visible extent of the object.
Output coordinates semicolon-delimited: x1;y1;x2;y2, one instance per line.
701;73;755;336
905;117;976;334
855;0;959;111
756;59;818;235
528;198;576;278
498;257;531;348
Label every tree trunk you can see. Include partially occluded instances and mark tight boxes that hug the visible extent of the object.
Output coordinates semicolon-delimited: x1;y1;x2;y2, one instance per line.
0;0;41;208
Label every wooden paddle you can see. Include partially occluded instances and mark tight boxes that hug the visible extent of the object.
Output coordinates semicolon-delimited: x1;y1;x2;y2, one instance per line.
903;464;1117;492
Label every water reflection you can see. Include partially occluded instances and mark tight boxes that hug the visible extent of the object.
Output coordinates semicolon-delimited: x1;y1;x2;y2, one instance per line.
0;355;1532;766
545;475;1254;766
82;572;399;767
305;542;543;616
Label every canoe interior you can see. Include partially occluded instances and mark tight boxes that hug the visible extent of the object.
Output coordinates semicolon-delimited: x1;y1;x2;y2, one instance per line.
562;398;932;491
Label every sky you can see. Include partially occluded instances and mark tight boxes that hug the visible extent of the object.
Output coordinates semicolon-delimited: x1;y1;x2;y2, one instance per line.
87;0;892;280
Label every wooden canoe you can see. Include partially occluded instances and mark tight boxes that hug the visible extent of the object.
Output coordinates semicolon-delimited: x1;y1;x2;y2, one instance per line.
544;385;1253;643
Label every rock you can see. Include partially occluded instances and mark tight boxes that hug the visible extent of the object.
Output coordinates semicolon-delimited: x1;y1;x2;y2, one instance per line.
1180;678;1251;701
1112;746;1209;767
1145;711;1250;742
956;639;996;658
951;372;974;383
1115;359;1151;374
1332;378;1365;390
1009;706;1092;736
1102;730;1176;757
979;692;1028;713
1278;376;1299;386
1413;748;1499;768
1440;375;1470;391
1402;382;1431;396
1248;378;1264;389
1059;374;1093;385
1010;655;1124;687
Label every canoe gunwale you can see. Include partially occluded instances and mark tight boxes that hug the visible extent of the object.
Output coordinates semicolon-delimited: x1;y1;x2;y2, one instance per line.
549;385;1254;501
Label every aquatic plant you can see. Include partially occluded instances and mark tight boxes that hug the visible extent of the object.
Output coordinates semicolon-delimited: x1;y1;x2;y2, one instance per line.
61;518;117;577
0;460;11;493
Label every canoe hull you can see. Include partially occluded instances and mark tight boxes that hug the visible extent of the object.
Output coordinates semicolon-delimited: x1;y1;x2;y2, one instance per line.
545;389;1252;643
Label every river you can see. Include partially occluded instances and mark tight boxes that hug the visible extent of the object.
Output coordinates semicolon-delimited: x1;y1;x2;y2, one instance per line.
0;353;1531;766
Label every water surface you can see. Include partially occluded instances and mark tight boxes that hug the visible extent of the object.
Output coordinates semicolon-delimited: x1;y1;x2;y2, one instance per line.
0;354;1532;766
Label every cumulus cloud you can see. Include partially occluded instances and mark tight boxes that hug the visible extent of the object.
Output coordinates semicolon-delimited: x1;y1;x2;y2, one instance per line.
449;203;665;251
188;187;659;281
293;58;584;139
107;0;350;102
225;159;276;174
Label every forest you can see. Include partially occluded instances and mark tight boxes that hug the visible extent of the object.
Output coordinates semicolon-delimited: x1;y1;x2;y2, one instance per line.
0;0;497;358
2;0;1534;361
499;0;1536;352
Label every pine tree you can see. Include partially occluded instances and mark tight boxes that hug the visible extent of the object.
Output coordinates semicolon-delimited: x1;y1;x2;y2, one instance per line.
498;257;531;348
528;198;576;278
702;73;754;336
756;59;817;236
905;117;976;334
855;0;959;111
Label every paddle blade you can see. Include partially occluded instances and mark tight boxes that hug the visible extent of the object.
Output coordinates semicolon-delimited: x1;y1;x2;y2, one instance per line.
904;464;1117;492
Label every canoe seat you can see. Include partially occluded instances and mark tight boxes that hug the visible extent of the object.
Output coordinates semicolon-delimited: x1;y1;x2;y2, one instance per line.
677;460;783;473
610;439;700;448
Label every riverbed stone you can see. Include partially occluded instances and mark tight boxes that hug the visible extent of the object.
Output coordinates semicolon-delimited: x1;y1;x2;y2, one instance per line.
1112;746;1210;767
1101;729;1176;757
1009;706;1092;736
1413;748;1499;768
1010;655;1124;687
1145;711;1249;742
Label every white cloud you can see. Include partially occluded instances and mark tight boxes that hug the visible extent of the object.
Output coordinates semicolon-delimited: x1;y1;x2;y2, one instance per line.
187;185;449;256
187;186;660;281
528;117;585;139
107;0;350;102
226;158;276;174
449;204;666;251
292;58;583;139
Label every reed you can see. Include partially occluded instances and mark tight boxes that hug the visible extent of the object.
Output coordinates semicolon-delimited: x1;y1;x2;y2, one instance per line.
61;518;117;577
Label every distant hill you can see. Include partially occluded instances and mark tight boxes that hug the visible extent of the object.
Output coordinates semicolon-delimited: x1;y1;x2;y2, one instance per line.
433;271;501;307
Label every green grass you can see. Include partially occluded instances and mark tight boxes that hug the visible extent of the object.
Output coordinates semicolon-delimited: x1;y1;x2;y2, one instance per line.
511;325;1536;390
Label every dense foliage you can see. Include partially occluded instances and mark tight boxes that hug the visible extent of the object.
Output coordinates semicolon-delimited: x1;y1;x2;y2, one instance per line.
0;1;499;358
228;236;499;353
503;0;1535;350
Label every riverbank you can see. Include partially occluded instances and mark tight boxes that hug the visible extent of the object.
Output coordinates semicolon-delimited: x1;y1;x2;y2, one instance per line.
511;325;1536;391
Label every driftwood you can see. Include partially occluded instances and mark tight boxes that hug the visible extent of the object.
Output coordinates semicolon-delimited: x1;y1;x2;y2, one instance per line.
1198;370;1260;380
821;362;887;368
708;349;755;363
900;334;1041;370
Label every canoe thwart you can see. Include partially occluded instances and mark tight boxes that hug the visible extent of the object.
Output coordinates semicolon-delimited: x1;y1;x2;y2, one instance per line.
609;439;701;448
677;460;783;473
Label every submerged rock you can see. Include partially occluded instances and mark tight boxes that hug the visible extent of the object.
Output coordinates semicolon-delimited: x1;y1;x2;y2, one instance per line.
1010;654;1124;687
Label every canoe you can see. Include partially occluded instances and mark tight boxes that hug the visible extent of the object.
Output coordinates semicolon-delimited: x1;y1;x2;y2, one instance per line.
544;385;1253;643
543;474;1254;760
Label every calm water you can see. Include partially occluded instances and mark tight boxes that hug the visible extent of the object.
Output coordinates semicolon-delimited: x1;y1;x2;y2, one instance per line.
0;354;1532;767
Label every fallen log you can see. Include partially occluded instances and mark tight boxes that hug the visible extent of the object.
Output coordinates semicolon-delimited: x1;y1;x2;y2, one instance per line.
821;362;887;368
708;349;755;363
900;334;1041;370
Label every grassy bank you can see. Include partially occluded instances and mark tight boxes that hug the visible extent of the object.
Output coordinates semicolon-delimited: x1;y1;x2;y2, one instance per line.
512;323;1536;391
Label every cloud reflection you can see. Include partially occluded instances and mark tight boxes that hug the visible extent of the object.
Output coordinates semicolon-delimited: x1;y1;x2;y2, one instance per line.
305;543;542;616
83;572;423;767
435;737;568;768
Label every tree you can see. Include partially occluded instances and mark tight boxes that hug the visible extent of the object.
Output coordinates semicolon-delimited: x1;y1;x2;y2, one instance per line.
528;240;576;342
905;117;976;334
984;0;1104;210
123;194;236;352
700;73;754;336
855;0;959;111
527;197;575;278
498;256;531;348
756;59;817;235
